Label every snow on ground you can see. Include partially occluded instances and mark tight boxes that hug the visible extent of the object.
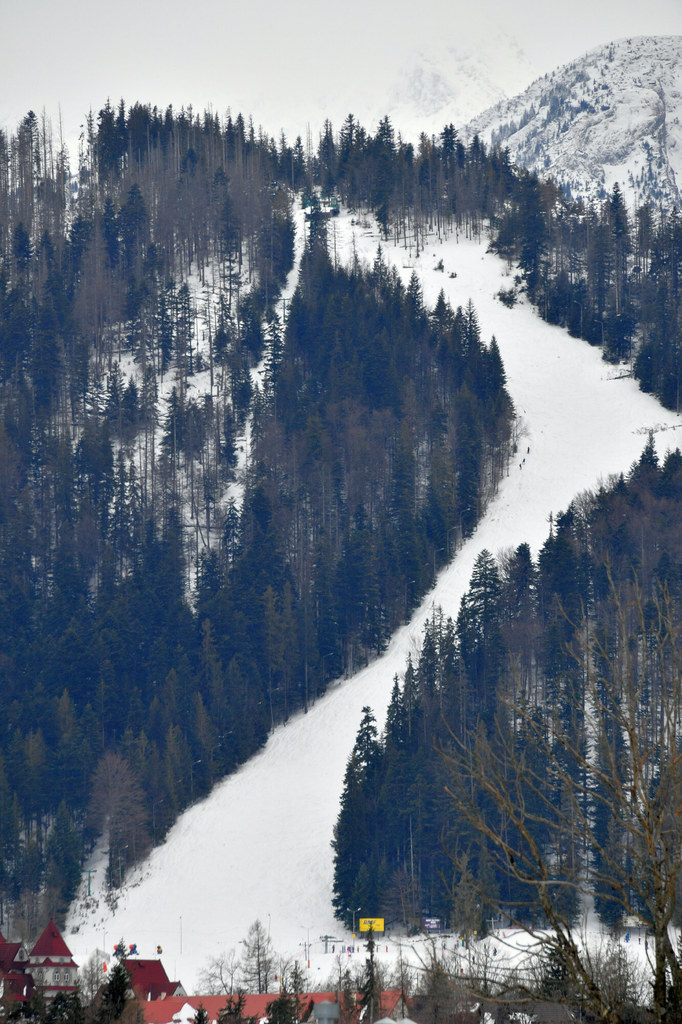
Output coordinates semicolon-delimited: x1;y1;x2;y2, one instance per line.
65;207;681;993
100;202;308;594
225;204;308;513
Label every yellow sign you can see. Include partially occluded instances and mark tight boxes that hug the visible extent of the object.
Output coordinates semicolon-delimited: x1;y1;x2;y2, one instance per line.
359;918;385;932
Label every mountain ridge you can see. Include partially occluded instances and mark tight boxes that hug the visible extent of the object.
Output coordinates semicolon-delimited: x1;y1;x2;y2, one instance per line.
462;34;682;206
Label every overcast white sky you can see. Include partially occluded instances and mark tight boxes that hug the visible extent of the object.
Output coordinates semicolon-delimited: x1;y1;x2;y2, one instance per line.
2;0;681;156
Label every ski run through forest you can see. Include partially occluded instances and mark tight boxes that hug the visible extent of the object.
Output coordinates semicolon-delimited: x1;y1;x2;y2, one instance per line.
66;203;681;990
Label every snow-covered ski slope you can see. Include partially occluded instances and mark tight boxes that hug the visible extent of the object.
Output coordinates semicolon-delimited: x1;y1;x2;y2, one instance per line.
66;208;681;990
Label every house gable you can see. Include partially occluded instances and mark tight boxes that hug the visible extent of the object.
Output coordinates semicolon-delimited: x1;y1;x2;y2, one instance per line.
29;920;75;963
126;959;186;1001
27;919;78;999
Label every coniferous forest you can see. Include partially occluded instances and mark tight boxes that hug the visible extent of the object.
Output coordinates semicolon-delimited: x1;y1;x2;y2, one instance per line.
332;439;682;928
0;105;517;930
2;98;682;946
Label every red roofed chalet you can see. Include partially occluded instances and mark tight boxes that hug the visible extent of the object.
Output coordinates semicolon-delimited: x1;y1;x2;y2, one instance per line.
0;930;33;1004
26;919;79;1001
125;959;186;1001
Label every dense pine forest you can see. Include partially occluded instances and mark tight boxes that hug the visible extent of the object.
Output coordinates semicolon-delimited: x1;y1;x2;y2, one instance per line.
2;95;682;943
332;439;682;931
0;105;517;933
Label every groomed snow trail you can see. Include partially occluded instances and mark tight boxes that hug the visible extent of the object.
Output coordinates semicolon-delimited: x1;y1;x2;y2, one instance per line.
66;211;681;989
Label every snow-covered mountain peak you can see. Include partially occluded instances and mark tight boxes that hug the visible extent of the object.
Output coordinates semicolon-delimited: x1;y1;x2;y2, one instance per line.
378;33;541;141
465;35;682;207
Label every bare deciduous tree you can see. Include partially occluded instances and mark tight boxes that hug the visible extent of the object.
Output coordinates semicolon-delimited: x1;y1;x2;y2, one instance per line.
198;949;240;995
240;919;274;994
442;577;682;1023
80;951;107;1005
87;751;150;884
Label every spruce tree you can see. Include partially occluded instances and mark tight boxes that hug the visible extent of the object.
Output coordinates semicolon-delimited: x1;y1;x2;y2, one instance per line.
359;927;380;1024
193;1007;209;1024
97;956;131;1024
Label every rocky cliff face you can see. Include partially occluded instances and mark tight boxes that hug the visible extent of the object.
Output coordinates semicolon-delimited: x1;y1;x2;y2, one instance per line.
464;36;682;206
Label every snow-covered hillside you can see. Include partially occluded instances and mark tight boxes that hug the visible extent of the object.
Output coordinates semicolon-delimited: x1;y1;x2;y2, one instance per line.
465;35;682;206
65;208;681;992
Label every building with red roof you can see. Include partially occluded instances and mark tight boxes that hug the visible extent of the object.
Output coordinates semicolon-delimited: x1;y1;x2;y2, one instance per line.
26;919;79;1001
125;959;186;1001
138;993;271;1024
0;930;33;1004
138;990;412;1024
0;919;79;1003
